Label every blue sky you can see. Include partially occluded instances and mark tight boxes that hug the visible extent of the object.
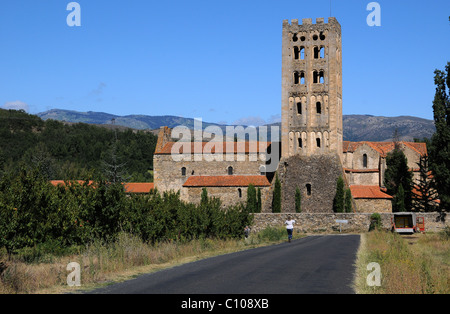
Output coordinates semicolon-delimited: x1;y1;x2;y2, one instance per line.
0;0;449;125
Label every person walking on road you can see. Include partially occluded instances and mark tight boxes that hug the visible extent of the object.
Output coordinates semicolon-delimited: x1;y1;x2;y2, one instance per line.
285;216;296;243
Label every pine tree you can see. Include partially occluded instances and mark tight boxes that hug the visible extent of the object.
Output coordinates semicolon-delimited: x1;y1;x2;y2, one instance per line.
412;155;439;212
201;187;208;205
272;174;281;213
295;187;302;213
257;187;262;213
246;184;257;213
344;188;353;213
394;184;406;212
384;148;413;211
333;176;345;213
429;62;450;211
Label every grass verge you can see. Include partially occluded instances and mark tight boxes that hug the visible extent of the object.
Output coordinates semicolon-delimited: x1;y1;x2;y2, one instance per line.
0;227;297;294
354;228;450;294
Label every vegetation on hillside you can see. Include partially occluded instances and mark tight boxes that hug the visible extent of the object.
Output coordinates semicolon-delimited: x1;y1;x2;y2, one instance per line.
0;109;157;182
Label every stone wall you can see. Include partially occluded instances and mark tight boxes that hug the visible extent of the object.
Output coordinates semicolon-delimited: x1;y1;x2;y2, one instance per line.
354;199;392;213
275;153;346;213
251;213;449;233
184;186;270;208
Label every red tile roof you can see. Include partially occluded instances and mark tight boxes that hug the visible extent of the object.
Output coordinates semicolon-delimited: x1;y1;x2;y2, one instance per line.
155;141;271;155
183;175;271;187
350;185;393;199
50;181;154;193
343;141;427;158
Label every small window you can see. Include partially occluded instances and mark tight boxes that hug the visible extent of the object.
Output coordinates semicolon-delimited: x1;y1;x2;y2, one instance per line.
292;34;298;42
297;102;302;115
294;72;300;85
316;138;321;148
320;47;325;59
298;138;303;148
294;46;300;60
314;46;320;59
238;188;242;198
320;32;326;40
181;167;186;176
228;166;233;175
363;154;368;168
300;47;305;60
316;102;322;114
313;34;318;41
306;184;312;196
300;36;306;42
300;72;305;84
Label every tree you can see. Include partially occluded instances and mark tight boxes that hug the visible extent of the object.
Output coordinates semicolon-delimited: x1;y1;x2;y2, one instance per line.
429;62;450;211
295;187;302;213
246;184;257;213
394;184;406;212
257;187;262;213
345;188;353;213
272;174;281;213
412;155;439;212
333;176;345;213
384;148;413;211
201;187;208;206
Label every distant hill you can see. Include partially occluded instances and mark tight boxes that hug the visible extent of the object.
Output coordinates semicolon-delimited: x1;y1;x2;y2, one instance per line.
37;109;436;142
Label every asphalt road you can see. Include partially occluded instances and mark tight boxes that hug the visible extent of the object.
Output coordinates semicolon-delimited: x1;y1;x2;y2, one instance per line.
89;235;360;294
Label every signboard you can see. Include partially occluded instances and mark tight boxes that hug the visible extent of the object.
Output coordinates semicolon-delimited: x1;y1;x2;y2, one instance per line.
335;220;348;224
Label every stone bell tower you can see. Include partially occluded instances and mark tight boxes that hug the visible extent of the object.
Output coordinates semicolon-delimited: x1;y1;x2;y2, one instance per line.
281;17;343;159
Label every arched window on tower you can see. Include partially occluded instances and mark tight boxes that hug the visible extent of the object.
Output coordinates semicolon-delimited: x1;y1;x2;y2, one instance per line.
316;102;322;114
306;184;312;196
363;154;368;168
181;167;186;176
228;166;234;176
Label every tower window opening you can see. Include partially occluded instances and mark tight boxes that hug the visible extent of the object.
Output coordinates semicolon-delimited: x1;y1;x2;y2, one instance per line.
313;34;318;41
181;167;186;176
319;71;324;84
363;154;368;168
313;71;319;84
238;188;242;198
314;46;320;59
293;34;298;42
300;72;305;84
316;102;322;114
320;47;325;59
316;138;321;148
300;36;306;42
306;184;312;196
228;166;233;175
297;102;302;114
294;47;299;60
294;71;300;85
300;47;305;60
320;32;326;40
298;138;303;148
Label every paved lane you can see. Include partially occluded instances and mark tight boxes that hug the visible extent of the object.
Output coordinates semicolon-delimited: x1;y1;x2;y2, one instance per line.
90;235;360;294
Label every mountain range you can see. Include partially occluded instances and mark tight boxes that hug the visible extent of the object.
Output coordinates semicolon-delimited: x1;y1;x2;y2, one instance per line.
37;109;436;142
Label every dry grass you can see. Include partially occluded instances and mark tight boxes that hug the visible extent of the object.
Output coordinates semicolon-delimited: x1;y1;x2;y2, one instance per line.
354;229;450;294
0;231;286;294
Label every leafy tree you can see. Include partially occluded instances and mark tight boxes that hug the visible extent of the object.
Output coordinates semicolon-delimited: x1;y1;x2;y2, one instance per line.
272;174;281;213
412;155;439;212
429;62;450;211
333;176;345;213
295;187;302;213
384;148;413;211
